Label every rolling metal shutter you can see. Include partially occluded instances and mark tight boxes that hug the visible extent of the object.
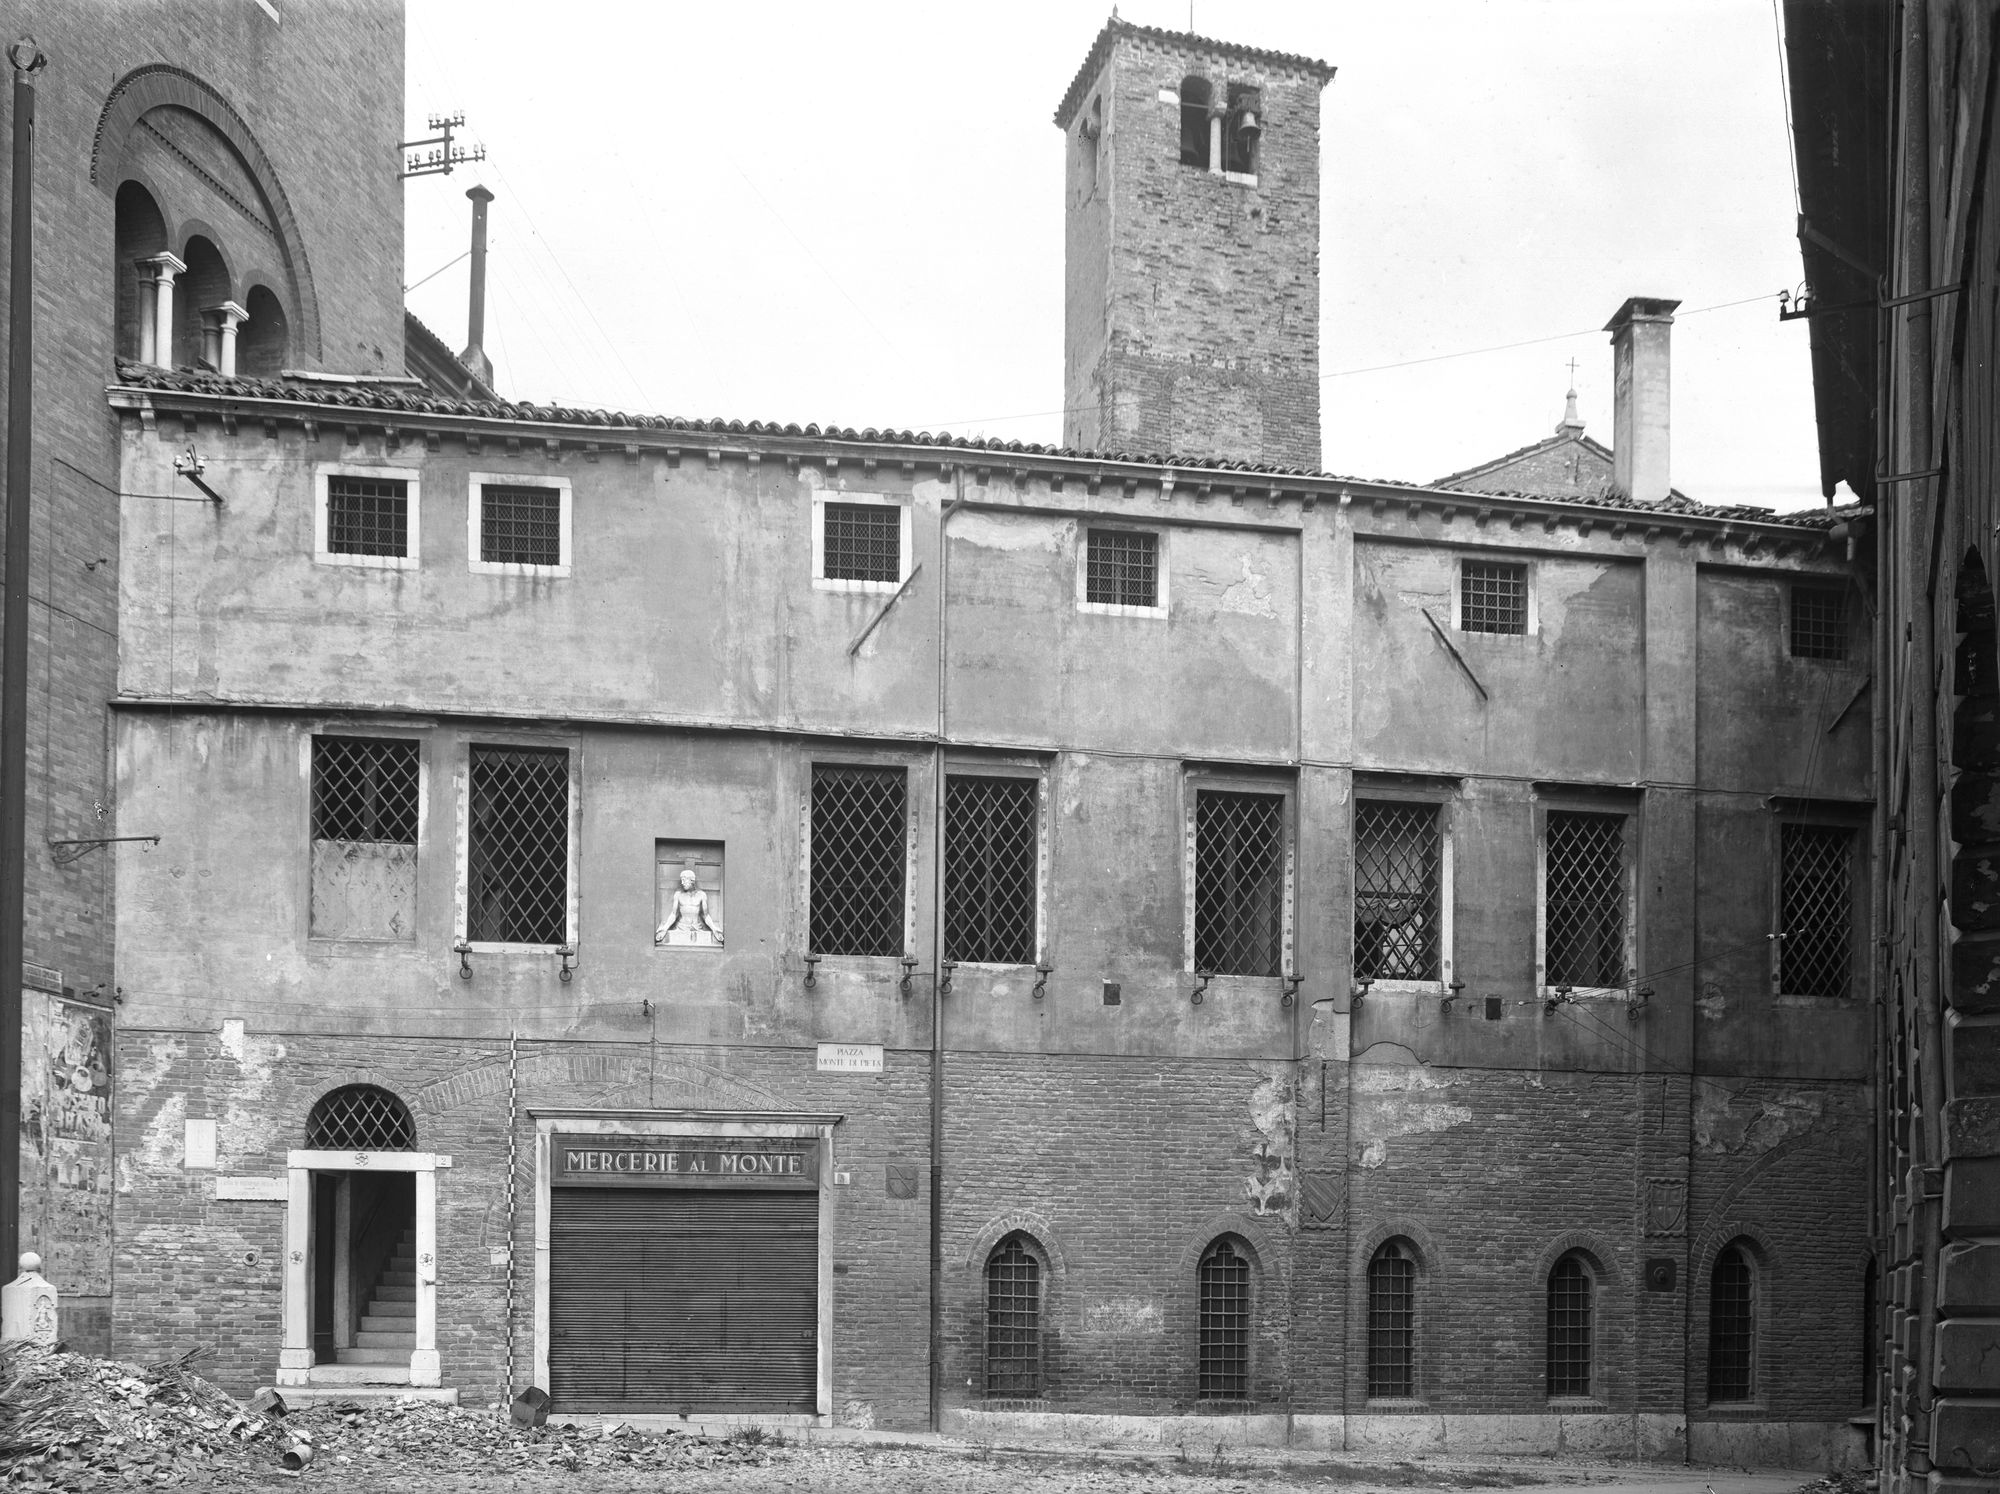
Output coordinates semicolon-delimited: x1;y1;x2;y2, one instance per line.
549;1187;818;1413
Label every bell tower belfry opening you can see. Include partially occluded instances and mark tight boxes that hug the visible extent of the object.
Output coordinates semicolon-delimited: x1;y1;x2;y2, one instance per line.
1054;18;1335;471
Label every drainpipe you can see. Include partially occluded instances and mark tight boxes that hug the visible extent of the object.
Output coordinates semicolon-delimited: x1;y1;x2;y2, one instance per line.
929;468;962;1431
459;185;495;388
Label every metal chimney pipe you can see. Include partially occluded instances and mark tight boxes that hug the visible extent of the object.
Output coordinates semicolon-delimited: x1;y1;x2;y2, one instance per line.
459;185;494;387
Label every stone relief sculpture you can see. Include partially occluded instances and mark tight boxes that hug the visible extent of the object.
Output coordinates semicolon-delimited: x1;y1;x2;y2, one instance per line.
656;869;723;948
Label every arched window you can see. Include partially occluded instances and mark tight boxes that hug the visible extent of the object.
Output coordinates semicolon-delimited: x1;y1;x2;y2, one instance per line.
1546;1254;1593;1398
1198;1237;1250;1400
1707;1244;1756;1402
306;1084;415;1151
1178;76;1212;169
174;236;231;371
239;285;289;378
1367;1240;1417;1398
984;1234;1041;1398
112;181;166;362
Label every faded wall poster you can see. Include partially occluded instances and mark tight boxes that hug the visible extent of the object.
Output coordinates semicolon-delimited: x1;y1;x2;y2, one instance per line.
42;999;113;1295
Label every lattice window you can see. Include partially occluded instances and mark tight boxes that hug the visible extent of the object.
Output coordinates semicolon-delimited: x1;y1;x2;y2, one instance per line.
1198;1239;1251;1400
821;502;901;583
1367;1243;1417;1399
480;484;562;567
1195;790;1287;977
1547;1255;1593;1398
1460;561;1528;634
1545;811;1627;988
810;764;907;956
945;776;1037;965
985;1235;1041;1398
1708;1245;1756;1402
306;1084;415;1151
466;744;569;945
1790;584;1849;661
1085;529;1159;608
1782;824;1853;997
310;736;418;940
1354;802;1441;982
326;476;409;558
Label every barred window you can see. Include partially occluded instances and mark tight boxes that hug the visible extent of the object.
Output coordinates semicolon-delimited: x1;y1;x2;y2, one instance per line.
466;744;570;945
1085;529;1159;609
1198;1238;1250;1400
1544;811;1627;988
810;764;907;957
1354;802;1442;982
1547;1254;1593;1398
1194;790;1287;977
1367;1241;1417;1399
1781;824;1853;997
1707;1245;1756;1402
1790;584;1849;660
306;1084;415;1151
479;484;563;567
1460;561;1528;634
985;1235;1041;1399
821;502;901;584
310;735;418;941
326;476;409;558
945;775;1038;965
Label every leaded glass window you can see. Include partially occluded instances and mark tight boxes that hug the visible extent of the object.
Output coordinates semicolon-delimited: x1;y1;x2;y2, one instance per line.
1781;824;1853;997
306;1085;415;1151
1545;811;1627;988
1707;1245;1755;1402
945;776;1037;965
311;736;418;941
1354;802;1441;982
810;764;907;956
1194;790;1287;977
466;744;569;945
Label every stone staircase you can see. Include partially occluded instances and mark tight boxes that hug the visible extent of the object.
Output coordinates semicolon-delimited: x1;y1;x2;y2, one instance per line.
337;1227;416;1367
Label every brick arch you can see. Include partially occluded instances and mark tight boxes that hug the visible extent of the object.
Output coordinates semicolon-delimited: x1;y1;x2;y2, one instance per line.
1175;1209;1282;1276
1175;1212;1283;1405
964;1209;1069;1286
1694;1226;1774;1406
90;64;320;359
1534;1229;1622;1288
1692;1219;1777;1281
1355;1218;1443;1403
1353;1216;1448;1284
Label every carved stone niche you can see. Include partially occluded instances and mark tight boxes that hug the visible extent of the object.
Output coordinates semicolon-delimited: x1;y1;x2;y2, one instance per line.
655;840;725;950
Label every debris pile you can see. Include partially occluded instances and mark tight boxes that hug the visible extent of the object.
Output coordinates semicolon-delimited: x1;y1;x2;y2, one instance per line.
0;1343;786;1489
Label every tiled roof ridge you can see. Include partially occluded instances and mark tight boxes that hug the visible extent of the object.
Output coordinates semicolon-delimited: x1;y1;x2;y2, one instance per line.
111;363;1858;530
1429;430;1613;488
1054;16;1335;128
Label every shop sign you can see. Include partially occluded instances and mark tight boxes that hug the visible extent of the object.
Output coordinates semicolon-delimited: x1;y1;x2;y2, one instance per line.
553;1133;819;1190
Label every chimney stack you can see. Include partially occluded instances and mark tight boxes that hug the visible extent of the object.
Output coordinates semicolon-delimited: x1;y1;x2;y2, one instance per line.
459;185;495;388
1604;296;1679;503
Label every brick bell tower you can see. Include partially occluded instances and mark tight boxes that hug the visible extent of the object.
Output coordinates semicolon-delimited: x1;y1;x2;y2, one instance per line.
1054;18;1335;470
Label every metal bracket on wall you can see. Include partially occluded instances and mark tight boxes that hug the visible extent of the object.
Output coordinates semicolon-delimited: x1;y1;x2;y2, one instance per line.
847;563;924;656
1190;969;1214;1005
1281;972;1303;1008
1420;607;1490;702
900;953;919;997
452;939;473;981
557;945;577;984
802;951;821;989
938;959;957;997
1032;962;1053;1001
47;834;158;866
1441;977;1464;1014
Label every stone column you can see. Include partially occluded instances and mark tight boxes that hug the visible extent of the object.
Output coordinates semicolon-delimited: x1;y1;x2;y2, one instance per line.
0;1253;57;1344
278;1164;313;1381
138;252;185;368
201;301;246;376
1208;107;1224;176
410;1166;440;1386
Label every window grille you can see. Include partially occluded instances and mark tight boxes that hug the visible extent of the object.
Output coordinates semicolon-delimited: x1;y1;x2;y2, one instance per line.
480;484;562;567
1707;1246;1755;1402
821;502;900;583
1198;1239;1251;1400
310;736;418;940
810;764;907;956
1367;1243;1417;1399
1460;561;1528;634
984;1236;1041;1398
466;744;569;945
945;776;1037;965
1354;802;1441;981
326;476;409;558
1782;824;1853;996
306;1084;415;1151
1790;584;1849;660
1194;790;1286;977
1085;529;1159;608
1545;811;1626;988
1546;1256;1593;1398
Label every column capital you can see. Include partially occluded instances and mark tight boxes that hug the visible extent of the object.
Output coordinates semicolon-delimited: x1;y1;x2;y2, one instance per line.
138;251;186;282
202;301;248;329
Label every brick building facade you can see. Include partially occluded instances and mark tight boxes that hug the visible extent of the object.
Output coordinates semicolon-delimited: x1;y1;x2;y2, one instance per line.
3;8;1877;1469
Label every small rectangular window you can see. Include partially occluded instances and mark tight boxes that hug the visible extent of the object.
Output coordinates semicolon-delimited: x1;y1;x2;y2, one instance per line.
480;484;563;567
1460;561;1529;635
822;502;901;583
1544;810;1627;989
466;744;570;946
310;735;418;941
1781;823;1853;996
1084;529;1159;609
810;764;907;957
1194;789;1288;977
326;476;409;559
1790;584;1849;660
1354;801;1442;983
945;775;1038;965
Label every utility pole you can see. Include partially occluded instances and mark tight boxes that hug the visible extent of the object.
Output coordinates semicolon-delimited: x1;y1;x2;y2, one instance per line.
0;34;44;1279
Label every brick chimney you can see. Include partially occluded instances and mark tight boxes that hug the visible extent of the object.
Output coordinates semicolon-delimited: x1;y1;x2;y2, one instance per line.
1604;296;1679;503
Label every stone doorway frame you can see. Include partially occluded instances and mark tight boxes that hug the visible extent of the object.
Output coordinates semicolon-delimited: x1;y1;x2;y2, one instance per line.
277;1149;452;1387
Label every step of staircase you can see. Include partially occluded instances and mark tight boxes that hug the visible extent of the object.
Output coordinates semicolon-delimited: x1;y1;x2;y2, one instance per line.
331;1347;411;1366
366;1299;416;1318
356;1330;416;1351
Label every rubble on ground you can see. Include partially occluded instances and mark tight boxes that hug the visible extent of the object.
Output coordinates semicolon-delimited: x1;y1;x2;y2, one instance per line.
0;1343;783;1489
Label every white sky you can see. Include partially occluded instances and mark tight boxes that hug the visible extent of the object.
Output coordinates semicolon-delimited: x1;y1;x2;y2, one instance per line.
402;1;1829;511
